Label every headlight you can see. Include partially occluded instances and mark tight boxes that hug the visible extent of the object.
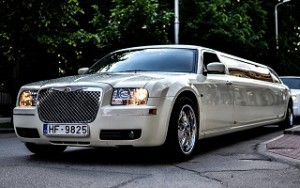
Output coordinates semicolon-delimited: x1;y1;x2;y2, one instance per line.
292;95;297;102
18;90;38;107
112;88;148;105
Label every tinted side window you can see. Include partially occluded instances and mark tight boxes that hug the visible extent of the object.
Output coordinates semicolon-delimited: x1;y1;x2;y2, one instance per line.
203;52;224;74
203;52;220;67
221;56;273;82
269;68;281;83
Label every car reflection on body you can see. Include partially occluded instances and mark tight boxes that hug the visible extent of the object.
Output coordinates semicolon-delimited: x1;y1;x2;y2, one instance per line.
280;76;300;119
13;45;293;160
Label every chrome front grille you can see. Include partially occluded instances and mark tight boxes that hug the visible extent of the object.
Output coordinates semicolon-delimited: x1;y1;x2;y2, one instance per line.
37;87;101;123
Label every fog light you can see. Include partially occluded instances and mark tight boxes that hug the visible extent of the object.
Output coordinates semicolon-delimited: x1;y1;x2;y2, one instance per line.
128;131;135;139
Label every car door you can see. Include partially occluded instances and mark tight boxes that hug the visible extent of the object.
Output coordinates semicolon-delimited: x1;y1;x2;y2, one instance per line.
196;51;234;133
200;74;234;132
224;59;286;126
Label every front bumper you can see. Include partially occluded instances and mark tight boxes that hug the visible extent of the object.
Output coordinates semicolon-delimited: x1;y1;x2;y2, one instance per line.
13;98;172;147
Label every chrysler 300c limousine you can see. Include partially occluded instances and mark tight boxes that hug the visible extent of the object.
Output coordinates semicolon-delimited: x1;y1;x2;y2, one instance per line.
13;45;294;159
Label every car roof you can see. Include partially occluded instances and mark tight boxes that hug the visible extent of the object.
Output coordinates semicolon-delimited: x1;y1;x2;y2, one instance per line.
112;44;207;53
280;76;300;79
109;45;274;70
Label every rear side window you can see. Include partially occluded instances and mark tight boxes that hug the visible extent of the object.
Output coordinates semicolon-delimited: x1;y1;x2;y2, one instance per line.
269;68;281;83
220;56;273;82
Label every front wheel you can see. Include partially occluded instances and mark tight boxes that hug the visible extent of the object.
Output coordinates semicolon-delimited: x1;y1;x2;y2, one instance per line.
25;143;67;155
279;103;294;129
165;96;198;160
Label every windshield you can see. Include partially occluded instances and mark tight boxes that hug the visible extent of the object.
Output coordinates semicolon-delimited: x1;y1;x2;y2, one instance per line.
88;48;197;73
281;78;300;89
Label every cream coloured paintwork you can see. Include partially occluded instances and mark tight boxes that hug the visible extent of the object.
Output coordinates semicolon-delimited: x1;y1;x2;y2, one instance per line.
13;45;290;148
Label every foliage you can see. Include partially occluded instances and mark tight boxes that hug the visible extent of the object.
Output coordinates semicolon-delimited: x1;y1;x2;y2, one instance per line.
59;0;173;75
0;0;86;99
0;0;300;114
274;0;300;75
179;0;268;60
108;0;172;47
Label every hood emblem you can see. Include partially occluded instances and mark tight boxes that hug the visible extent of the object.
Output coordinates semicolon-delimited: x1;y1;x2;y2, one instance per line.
48;86;85;93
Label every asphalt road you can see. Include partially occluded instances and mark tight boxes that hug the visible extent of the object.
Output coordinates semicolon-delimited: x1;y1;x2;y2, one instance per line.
1;126;300;188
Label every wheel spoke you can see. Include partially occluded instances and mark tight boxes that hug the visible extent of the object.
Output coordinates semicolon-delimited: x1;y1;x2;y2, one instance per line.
177;104;197;154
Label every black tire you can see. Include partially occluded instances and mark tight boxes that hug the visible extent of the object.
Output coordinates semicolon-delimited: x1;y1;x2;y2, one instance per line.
25;143;67;155
165;96;198;161
279;103;294;129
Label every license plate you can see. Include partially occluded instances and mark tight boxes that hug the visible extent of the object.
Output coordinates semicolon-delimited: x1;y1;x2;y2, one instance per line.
43;124;89;137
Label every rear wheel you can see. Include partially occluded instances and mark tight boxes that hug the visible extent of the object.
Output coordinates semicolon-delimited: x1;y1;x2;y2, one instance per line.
165;96;198;160
25;143;67;155
279;103;294;129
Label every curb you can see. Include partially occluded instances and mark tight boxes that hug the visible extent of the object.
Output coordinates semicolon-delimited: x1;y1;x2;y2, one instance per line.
0;117;12;124
0;128;14;133
257;135;300;168
284;125;300;135
0;117;13;133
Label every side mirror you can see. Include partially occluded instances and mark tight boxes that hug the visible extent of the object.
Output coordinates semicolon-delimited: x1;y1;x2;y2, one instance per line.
206;62;225;74
78;67;89;75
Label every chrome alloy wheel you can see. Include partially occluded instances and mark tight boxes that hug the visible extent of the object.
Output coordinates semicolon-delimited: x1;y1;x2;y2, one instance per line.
177;104;197;155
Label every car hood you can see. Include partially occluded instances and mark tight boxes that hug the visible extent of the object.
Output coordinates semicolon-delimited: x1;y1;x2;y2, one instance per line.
22;72;183;89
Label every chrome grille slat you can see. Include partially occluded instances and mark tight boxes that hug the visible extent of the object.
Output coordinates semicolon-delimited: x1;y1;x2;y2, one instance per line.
37;88;101;123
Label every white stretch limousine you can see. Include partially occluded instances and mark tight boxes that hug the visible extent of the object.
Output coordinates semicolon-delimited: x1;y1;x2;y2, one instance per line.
13;45;293;160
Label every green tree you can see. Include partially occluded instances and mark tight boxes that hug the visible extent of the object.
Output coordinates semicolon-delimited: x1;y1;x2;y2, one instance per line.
2;0;300;118
179;0;268;61
0;0;86;110
0;0;173;114
272;0;300;75
64;0;173;73
105;0;172;48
